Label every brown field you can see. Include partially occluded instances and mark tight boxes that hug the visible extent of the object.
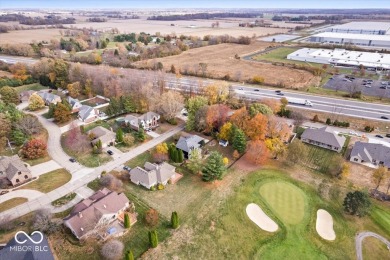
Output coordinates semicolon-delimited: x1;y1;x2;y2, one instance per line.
0;29;62;44
135;41;320;88
0;70;13;77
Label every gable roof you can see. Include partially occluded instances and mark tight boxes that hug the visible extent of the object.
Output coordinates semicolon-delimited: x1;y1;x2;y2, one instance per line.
79;105;97;121
0;155;30;180
37;91;60;103
130;162;176;186
176;135;204;152
124;112;160;126
0;232;54;260
351;141;390;167
88;126;115;145
67;96;81;107
64;188;129;239
301;127;346;149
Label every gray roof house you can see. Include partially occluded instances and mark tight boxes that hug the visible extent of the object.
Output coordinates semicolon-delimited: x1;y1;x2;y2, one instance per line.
350;141;390;169
67;96;83;113
124;112;160;131
19;90;36;102
0;155;32;186
130;162;177;189
37;91;61;105
0;232;54;260
78;105;99;123
64;188;131;240
88;126;116;148
176;135;204;158
301;127;346;152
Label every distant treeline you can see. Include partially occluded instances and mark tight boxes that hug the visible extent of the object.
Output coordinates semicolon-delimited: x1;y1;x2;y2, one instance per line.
272;15;364;22
148;12;263;21
86;17;107;22
0;14;75;25
107;14;140;19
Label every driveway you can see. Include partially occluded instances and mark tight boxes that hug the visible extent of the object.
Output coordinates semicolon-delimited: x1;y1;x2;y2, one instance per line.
0;189;45;204
355;231;390;260
29;160;62;177
103;146;123;160
59;120;85;134
146;131;160;138
0;124;185;220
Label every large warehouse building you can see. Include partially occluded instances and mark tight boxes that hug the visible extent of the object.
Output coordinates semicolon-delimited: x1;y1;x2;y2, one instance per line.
287;48;390;70
308;22;390;48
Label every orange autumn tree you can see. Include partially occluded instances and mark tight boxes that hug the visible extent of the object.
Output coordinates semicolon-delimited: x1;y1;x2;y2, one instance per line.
244;113;268;141
205;104;229;133
246;140;269;165
229;107;249;130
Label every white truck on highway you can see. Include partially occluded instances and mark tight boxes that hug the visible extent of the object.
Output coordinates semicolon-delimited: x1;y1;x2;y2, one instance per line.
287;98;313;107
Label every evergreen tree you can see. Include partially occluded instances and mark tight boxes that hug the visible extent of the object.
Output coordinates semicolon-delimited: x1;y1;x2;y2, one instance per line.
125;250;134;260
148;230;158;248
232;128;247;154
202;151;226;182
124;213;131;228
171;211;179;229
172;148;178;163
343;191;371;217
178;149;184;163
137;125;146;142
47;103;56;118
116;128;124;143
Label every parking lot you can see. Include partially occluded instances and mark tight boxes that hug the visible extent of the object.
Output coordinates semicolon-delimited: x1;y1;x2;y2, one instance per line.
323;74;390;98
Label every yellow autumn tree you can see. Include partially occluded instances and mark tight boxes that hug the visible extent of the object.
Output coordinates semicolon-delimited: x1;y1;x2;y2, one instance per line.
218;122;233;141
223;157;229;165
265;138;286;159
204;82;230;104
155;143;168;154
340;163;350;179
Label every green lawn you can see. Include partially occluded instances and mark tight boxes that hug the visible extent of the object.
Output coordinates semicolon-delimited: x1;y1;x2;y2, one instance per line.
362;236;390;260
14;83;46;93
259;181;306;225
19;169;71;193
0;198;28;212
369;204;390;235
124;152;152;169
82;120;113;133
303;143;341;173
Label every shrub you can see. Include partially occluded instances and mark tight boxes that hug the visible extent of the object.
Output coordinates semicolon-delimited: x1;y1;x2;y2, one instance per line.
364;126;374;132
20;138;47;159
148;230;158;248
157;183;165;190
171;211;179;229
326;118;332;125
145;208;159;227
150;185;157;191
252;76;264;84
124;213;131;228
312;115;319;122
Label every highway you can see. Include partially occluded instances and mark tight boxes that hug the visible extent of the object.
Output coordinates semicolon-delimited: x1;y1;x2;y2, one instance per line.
1;54;389;122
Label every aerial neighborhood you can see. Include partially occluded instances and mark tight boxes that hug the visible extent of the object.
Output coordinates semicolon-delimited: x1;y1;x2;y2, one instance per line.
0;3;389;260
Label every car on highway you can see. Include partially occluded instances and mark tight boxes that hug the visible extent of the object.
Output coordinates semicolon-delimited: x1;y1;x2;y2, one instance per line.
363;84;371;88
381;81;388;85
275;90;282;93
380;116;389;120
254;89;260;92
380;86;387;89
123;166;131;171
69;158;76;163
238;87;243;90
107;150;114;155
386;134;390;138
276;92;285;96
375;135;384;138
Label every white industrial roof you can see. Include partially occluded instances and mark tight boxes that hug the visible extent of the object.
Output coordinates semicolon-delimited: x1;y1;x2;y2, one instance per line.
328;22;390;33
288;48;390;69
312;32;390;41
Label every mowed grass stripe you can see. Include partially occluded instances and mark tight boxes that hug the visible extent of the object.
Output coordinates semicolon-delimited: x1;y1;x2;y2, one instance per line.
260;181;306;225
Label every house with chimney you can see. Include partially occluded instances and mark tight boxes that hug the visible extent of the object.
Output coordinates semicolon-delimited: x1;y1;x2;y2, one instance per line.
78;105;99;123
0;155;32;186
88;126;116;148
123;112;160;131
64;188;136;240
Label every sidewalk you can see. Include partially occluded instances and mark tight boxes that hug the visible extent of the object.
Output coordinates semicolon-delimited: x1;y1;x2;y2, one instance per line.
30;160;62;177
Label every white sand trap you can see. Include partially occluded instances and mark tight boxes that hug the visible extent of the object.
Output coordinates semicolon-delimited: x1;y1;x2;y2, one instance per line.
246;203;278;232
316;209;336;241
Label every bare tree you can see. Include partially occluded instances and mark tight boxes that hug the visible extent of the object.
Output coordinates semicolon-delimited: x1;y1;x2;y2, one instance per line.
16;115;43;136
32;209;61;234
155;91;184;120
100;174;123;191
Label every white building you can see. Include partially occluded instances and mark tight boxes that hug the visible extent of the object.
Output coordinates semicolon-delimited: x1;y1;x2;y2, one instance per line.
308;32;390;48
321;22;390;35
287;48;390;70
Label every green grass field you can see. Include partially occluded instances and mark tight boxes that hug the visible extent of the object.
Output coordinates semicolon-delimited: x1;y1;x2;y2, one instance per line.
259;181;306;225
19;169;71;193
14;83;46;93
0;198;28;212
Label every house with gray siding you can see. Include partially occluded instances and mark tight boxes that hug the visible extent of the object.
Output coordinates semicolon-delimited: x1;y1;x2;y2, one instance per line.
176;135;204;158
301;127;346;152
350;141;390;169
129;162;177;189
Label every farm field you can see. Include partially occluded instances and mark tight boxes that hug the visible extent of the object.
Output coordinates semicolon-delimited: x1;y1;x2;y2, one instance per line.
135;42;320;88
142;168;389;259
0;28;62;44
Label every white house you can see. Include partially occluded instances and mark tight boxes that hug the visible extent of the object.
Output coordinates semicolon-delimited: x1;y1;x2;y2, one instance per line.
124;112;160;131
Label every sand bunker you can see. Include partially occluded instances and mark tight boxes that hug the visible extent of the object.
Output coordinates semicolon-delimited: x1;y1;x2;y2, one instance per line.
316;209;336;241
246;203;278;232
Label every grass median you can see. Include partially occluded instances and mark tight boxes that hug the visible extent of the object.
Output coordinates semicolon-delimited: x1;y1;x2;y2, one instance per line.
19;169;71;193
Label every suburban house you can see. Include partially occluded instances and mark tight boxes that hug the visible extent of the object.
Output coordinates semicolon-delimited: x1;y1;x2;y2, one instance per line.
301;127;346;153
176;134;204;158
67;96;83;113
350;142;390;169
64;188;136;240
88;126;116;148
0;155;32;186
0;232;55;260
129;162;181;189
124;112;160;131
78;105;99;123
37;91;61;105
19;90;36;102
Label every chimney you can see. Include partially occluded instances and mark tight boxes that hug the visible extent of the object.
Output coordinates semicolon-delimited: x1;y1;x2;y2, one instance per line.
80;227;84;231
103;204;107;208
78;212;83;218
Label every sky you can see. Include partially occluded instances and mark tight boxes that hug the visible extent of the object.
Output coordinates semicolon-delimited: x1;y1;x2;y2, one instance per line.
1;0;390;9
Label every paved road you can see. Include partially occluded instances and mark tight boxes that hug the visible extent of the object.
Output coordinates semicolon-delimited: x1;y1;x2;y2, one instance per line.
0;124;184;220
0;190;45;204
29;160;62;177
355;231;390;260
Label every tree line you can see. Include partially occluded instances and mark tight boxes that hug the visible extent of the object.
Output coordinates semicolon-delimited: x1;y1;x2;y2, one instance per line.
148;12;263;21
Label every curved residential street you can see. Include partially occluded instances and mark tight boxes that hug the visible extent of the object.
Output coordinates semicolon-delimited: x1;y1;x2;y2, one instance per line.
355;231;390;260
0;105;185;220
